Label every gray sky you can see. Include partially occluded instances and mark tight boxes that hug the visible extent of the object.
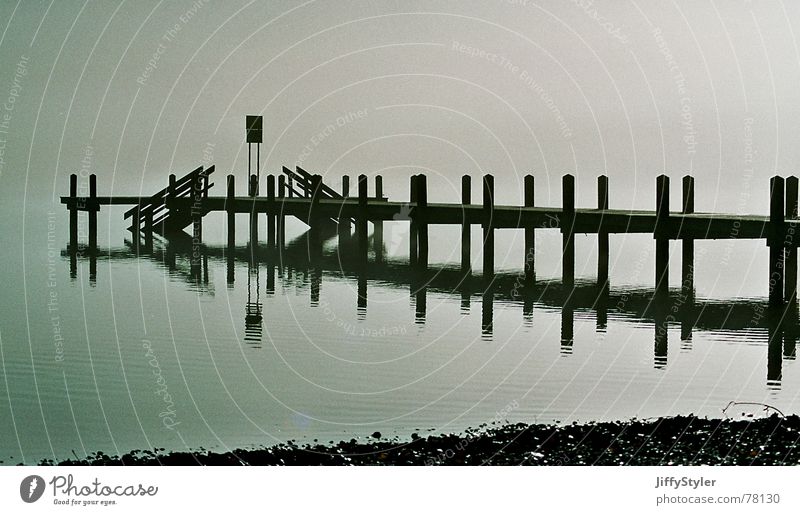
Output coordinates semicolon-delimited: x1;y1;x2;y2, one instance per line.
1;0;799;211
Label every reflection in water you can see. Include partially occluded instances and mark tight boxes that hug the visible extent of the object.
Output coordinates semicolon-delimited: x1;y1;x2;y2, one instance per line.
62;233;800;388
560;300;573;355
481;286;493;340
244;242;263;348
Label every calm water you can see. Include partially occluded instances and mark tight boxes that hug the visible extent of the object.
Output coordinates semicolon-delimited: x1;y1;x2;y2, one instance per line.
1;194;797;465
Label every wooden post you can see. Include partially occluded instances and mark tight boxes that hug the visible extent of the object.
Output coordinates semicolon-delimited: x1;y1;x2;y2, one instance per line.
374;175;384;262
338;176;349;251
524;174;535;287
69;174;78;250
597;175;609;288
339;176;350;241
681;175;695;303
266;174;276;247
785;176;798;304
562;174;575;290
310;174;322;260
417;174;428;270
358;174;368;263
409;175;418;265
769;176;785;307
461;175;471;273
249;174;258;244
483;174;495;280
227;174;236;248
277;174;285;248
655;175;670;298
166;173;176;233
192;170;203;249
132;206;141;246
88;174;97;249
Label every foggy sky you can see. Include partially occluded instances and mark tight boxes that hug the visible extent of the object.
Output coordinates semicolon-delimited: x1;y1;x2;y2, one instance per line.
1;0;800;212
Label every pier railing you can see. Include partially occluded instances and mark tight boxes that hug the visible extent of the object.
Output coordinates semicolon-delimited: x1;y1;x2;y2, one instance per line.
61;169;800;307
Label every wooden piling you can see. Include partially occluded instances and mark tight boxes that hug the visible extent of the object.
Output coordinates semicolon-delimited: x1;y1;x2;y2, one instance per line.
227;175;235;248
374;175;384;262
597;175;609;288
417;174;428;270
524;174;535;286
409;175;418;265
88;174;97;248
562;174;575;290
192;170;203;248
461;175;471;273
655;175;670;298
681;175;695;303
249;174;258;244
310;174;323;259
483;174;495;279
267;174;276;247
358;174;368;263
277;175;286;248
786;176;798;304
769;176;785;307
69;174;77;250
132;206;140;247
339;176;350;242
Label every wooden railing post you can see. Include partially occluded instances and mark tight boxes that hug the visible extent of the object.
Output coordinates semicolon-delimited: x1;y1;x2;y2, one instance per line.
192;170;203;251
562;174;575;290
417;174;428;270
524;174;535;287
88;174;97;249
277;174;285;248
358;174;368;263
597;175;609;288
374;175;384;262
483;174;495;279
461;175;471;273
266;174;276;247
785;176;798;304
69;174;78;250
227;174;236;248
769;176;785;307
409;175;418;265
249;174;258;244
681;175;695;304
655;175;670;298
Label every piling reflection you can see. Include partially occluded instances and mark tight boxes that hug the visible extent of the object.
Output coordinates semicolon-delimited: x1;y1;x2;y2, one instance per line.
62;232;800;385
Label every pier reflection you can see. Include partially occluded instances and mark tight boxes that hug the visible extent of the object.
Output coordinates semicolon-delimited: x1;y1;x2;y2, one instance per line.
62;232;800;387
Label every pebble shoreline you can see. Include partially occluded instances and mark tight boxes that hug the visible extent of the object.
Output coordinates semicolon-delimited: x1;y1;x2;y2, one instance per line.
45;415;800;466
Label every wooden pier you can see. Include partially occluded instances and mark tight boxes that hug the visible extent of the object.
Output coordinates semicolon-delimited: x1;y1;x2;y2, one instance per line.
62;167;800;307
